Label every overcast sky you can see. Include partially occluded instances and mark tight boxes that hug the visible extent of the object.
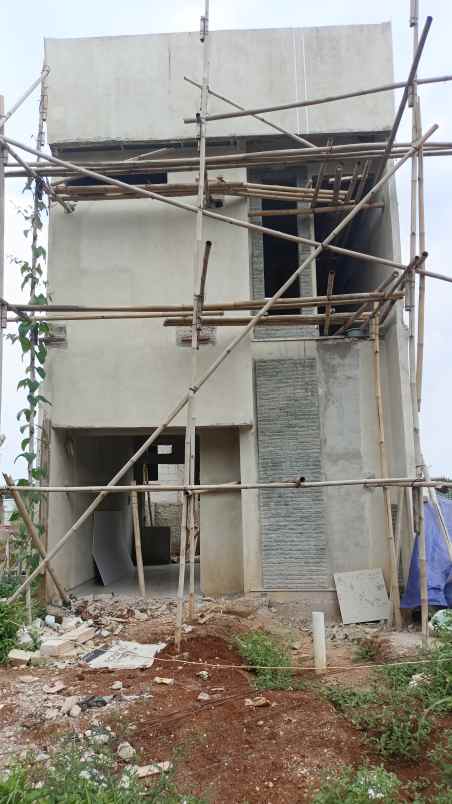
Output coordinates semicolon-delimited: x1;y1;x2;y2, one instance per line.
1;0;452;479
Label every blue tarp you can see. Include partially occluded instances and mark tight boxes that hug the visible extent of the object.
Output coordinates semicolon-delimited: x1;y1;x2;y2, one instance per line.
401;495;452;608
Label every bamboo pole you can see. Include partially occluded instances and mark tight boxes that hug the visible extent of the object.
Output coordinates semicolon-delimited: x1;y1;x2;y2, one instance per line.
0;134;406;272
416;267;452;284
335;272;398;336
0;97;4;426
6;124;436;607
4;477;452;495
175;0;210;651
249;202;384;218
374;16;432;183
3;473;70;604
184;76;315;149
187;62;444;123
131;480;146;598
416;98;426;410
0;68;50;124
407;5;428;648
6;290;405;314
188;417;196;620
324;272;335;336
372;314;402;629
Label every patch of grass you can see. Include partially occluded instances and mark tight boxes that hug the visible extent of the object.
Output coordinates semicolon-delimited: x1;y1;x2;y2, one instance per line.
235;630;293;690
0;738;206;803
312;764;400;803
0;600;26;664
428;730;452;786
324;633;452;761
352;637;379;663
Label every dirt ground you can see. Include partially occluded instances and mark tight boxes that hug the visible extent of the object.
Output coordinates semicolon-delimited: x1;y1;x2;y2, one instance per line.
0;597;447;802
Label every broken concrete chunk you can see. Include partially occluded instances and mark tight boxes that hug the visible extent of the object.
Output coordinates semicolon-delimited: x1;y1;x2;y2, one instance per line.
153;677;174;686
136;761;172;778
8;649;34;666
197;692;210;702
245;696;270;707
117;742;136;762
84;640;166;670
61;695;80;715
45;708;60;720
69;704;82;717
43;680;66;694
111;680;123;690
134;610;148;621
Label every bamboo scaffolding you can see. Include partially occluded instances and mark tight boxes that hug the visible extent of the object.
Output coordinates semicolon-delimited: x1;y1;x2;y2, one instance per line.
184;76;316;149
5;125;437;608
416;267;452;284
324;271;335;336
175;1;210;651
374;16;432;184
5;140;452;181
335;273;399;336
0;135;406;272
3;477;452;495
249;202;384;218
186;66;446;124
416;99;426;411
372;313;402;628
163;312;382;327
6;290;404;314
407;5;428;647
3;142;73;214
3;474;69;605
0;97;4;420
0;67;50;124
131;480;146;598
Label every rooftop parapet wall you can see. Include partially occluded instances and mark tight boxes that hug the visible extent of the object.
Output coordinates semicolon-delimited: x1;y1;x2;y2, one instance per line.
45;23;394;147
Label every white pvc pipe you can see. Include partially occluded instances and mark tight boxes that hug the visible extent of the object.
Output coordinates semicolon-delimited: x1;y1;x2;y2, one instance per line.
312;611;327;673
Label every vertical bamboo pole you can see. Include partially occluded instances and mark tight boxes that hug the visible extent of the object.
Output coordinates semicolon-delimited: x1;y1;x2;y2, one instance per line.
188;417;196;619
175;0;211;650
0;97;4;427
372;312;402;629
415;97;426;411
131;480;146;598
408;1;428;646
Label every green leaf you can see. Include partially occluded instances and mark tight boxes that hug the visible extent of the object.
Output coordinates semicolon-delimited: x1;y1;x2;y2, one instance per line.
16;478;29;486
35;394;51;406
14;451;36;465
35;343;47;364
36;366;46;380
31;467;45;480
21;437;30;451
19;424;28;434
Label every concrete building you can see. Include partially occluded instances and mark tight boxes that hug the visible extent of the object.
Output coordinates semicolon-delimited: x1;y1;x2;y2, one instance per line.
43;23;414;613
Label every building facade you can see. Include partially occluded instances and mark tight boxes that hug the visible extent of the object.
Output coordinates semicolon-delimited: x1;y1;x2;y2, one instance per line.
43;24;414;612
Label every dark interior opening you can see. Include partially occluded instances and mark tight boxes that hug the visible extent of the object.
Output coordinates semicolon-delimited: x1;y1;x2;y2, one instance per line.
67;172;167;188
262;198;300;314
132;434;200;565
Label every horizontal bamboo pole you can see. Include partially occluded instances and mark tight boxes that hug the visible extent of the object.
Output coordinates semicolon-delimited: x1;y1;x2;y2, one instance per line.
2;477;452;494
0;134;404;272
5;141;451;180
416;267;452;284
163;311;396;328
249;202;384;218
7;290;405;315
185;69;450;123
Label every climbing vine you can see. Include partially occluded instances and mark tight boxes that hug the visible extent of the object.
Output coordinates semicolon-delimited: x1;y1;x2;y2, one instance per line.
6;180;50;573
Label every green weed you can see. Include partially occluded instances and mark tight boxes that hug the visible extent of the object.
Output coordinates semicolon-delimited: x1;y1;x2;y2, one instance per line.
312;764;400;803
235;630;293;690
0;600;26;664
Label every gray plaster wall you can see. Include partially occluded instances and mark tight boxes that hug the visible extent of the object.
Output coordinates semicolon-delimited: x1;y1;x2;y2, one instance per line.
199;428;243;595
45;168;254;430
45;24;394;146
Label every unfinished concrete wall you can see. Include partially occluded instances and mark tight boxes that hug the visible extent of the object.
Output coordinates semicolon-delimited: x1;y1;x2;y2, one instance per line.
45;24;394;146
199;428;243;595
47;431;134;591
45;168;254;430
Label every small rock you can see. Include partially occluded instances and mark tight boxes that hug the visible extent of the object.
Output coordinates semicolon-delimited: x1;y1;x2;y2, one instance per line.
61;695;80;715
210;686;225;693
197;692;210;702
44;681;66;694
18;675;39;683
111;681;123;690
196;670;209;681
136;761;172;778
134;610;148;621
45;708;60;720
69;704;82;717
153;677;174;686
117;742;136;762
